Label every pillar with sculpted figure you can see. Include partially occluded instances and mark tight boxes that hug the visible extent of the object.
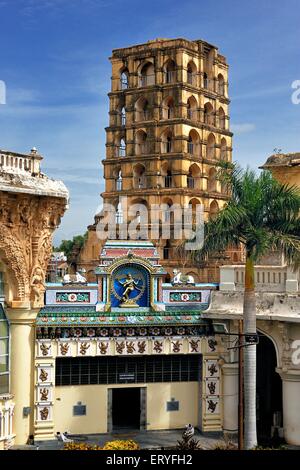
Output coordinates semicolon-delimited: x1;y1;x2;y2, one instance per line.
0;148;68;445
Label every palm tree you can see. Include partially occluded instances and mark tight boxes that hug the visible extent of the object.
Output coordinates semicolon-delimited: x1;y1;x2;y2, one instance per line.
186;164;300;449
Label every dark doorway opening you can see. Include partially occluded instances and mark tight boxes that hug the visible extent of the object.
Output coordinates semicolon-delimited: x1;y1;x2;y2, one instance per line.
112;388;141;431
257;333;283;445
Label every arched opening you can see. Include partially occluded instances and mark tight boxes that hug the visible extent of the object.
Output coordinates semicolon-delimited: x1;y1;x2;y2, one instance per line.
140;62;155;87
207;133;216;159
115;169;122;191
135;130;148;155
208;168;218;192
220;138;227;161
162;197;174;224
189;198;201;225
203;72;208;89
135;97;150;121
218;107;226;130
218;73;225;95
187;129;200;156
162;96;175;120
120;68;129;90
187;163;201;189
120;106;126;126
164;59;176;84
161;162;172;188
133;163;146;189
204;102;214;126
209;200;219;219
187;96;198;121
117;138;126;158
161;129;174;154
187;61;197;86
257;332;283;445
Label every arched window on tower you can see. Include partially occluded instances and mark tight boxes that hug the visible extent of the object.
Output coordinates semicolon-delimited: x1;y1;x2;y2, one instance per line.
204;102;214;126
219;107;226;130
162;97;175;120
120;68;129;90
218;74;225;95
135;97;150;121
209;200;219;220
187;61;197;86
135;130;148;155
140;62;155;87
120;107;126;126
133;163;146;189
116;170;122;191
118;138;126;157
207;133;216;160
187;96;198;121
187;130;200;156
187;163;201;189
164;59;176;84
161;129;174;154
208;168;218;192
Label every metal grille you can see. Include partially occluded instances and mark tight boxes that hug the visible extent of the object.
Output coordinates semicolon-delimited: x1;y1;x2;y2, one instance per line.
56;354;201;386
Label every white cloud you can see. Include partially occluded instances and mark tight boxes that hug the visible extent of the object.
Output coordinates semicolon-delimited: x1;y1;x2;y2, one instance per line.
231;123;256;134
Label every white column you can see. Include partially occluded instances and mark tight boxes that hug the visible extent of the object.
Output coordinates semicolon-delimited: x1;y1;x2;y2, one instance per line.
279;369;300;445
6;308;37;445
0;410;3;439
222;363;238;434
219;266;236;291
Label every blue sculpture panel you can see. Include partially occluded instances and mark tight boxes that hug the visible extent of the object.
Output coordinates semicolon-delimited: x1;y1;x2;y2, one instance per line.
111;264;150;308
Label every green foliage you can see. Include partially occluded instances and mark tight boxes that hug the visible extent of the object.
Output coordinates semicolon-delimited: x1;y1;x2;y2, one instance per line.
189;164;300;266
54;231;88;260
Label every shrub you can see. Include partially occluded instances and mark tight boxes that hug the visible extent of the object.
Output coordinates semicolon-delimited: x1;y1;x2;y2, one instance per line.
102;440;140;450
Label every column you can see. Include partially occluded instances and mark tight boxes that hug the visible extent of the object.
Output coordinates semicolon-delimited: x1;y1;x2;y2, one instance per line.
219;266;236;291
222;363;238;435
6;308;37;445
279;369;300;445
285;267;299;293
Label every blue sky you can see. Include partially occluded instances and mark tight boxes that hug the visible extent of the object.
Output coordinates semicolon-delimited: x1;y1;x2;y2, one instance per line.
0;0;300;244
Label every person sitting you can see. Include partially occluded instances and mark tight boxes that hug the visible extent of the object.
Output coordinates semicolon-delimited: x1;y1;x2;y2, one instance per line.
56;431;73;443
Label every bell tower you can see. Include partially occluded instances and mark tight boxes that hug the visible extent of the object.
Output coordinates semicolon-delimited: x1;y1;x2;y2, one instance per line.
80;38;239;282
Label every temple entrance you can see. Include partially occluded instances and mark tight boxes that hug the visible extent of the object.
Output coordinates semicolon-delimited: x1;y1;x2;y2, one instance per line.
112;388;141;431
256;332;283;445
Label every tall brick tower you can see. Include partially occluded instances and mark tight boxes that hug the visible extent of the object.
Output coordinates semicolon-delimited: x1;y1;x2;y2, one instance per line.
79;38;238;282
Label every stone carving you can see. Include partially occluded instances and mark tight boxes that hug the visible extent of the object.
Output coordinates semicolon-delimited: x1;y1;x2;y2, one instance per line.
207;400;218;413
59;343;69;356
153;340;163;353
40;388;49;401
208;363;218;376
99;342;109;355
0;190;67;306
189;339;200;352
208;338;217;352
40;343;51;356
207;382;216;395
80;342;90;355
172;340;182;353
40;407;49;421
138;341;146;354
63;272;87;285
39;369;48;382
126;341;136;354
116;341;125;354
171;269;195;285
31;265;45;308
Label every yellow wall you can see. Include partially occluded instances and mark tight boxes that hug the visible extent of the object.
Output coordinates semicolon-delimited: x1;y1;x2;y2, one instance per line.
54;382;199;434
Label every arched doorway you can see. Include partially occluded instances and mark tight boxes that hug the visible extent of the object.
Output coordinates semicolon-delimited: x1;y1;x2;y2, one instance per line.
256;332;283;445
